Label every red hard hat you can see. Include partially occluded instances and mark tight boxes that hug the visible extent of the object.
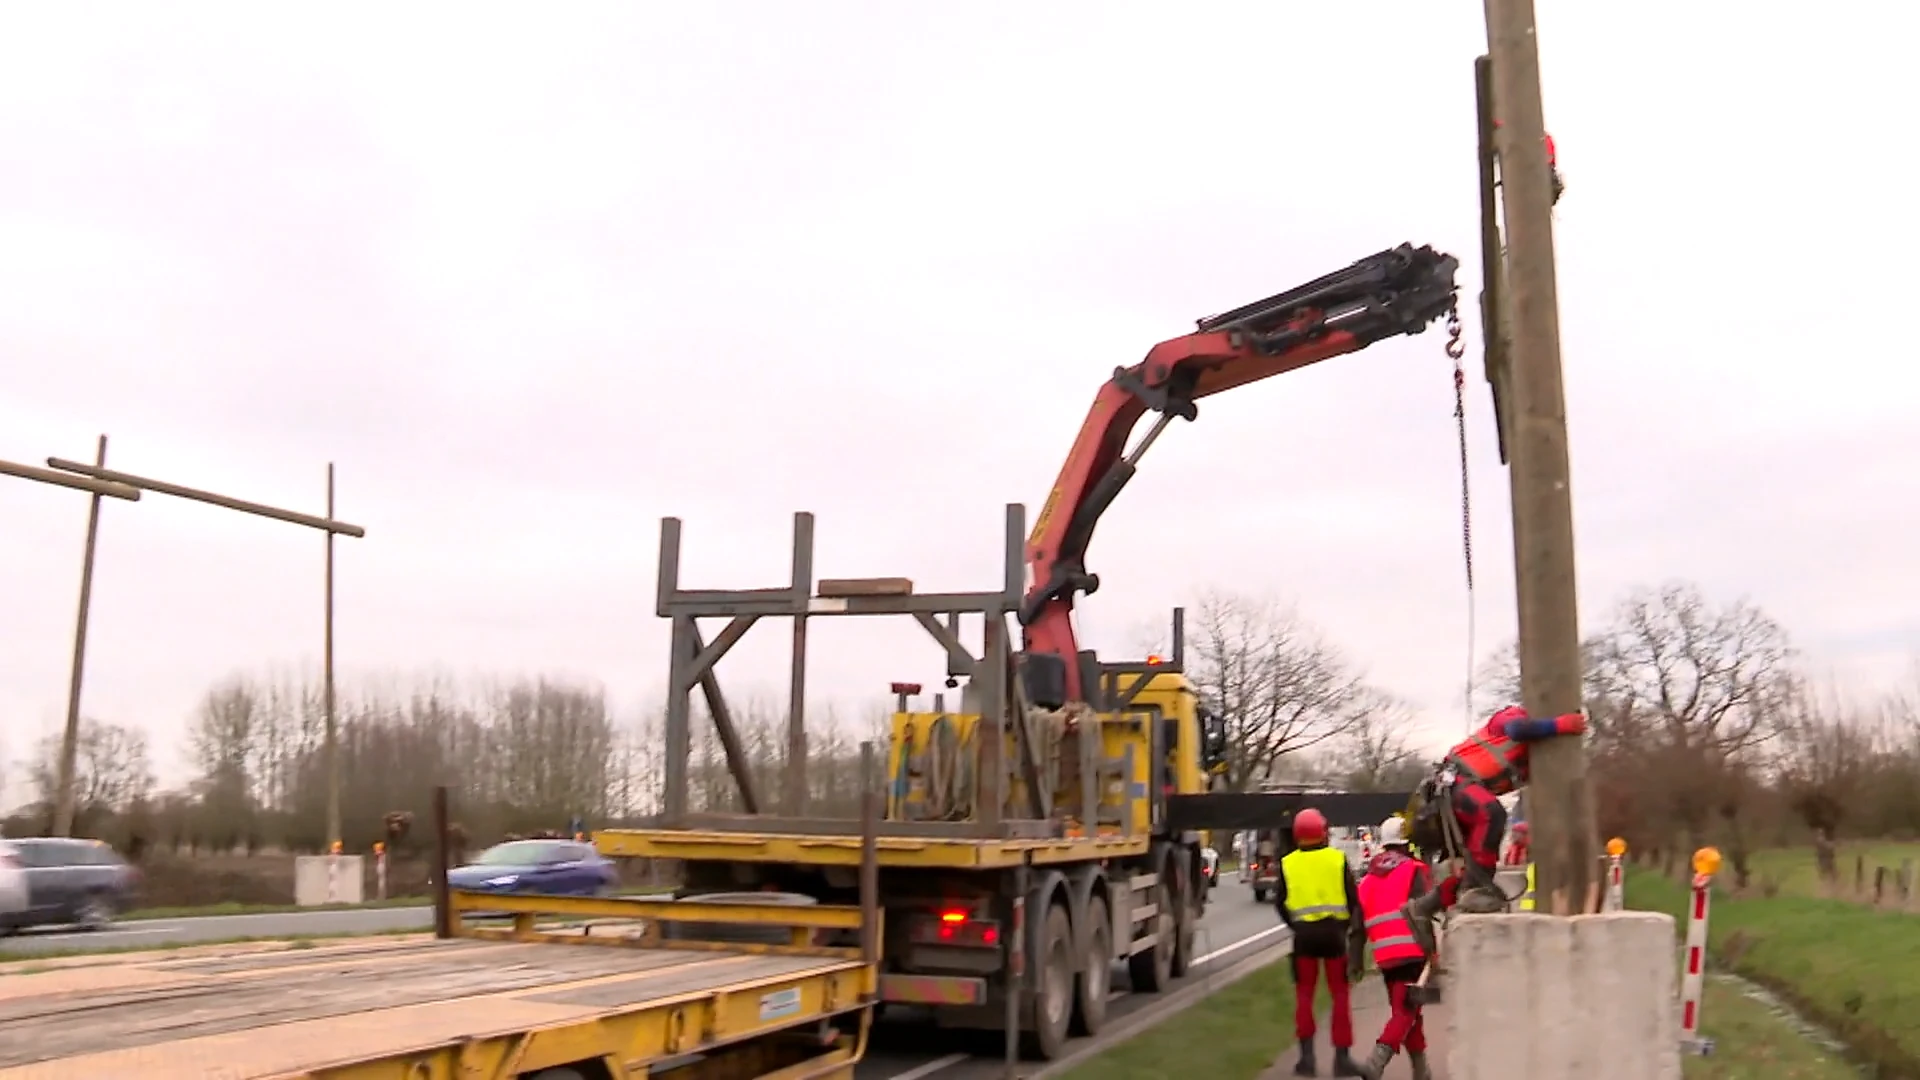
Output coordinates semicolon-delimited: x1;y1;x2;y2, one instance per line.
1292;808;1328;845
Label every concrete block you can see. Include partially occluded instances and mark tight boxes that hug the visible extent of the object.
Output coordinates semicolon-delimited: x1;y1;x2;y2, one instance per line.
1446;911;1679;1080
294;855;365;906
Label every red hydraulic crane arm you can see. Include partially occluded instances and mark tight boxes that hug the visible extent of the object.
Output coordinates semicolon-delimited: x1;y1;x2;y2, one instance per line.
1015;243;1461;709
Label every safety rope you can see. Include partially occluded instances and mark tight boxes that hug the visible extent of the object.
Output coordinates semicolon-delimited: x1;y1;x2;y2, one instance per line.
1444;301;1477;734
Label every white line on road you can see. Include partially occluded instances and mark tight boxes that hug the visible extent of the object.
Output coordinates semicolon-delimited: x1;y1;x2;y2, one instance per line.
1193;923;1286;966
882;1052;971;1080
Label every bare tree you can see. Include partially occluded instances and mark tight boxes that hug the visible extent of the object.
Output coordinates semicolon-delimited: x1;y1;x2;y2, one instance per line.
1587;583;1794;757
1327;695;1429;794
27;719;155;834
1174;590;1372;791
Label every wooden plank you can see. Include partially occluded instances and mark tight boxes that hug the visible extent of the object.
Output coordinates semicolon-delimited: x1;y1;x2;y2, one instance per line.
0;941;714;1065
816;577;913;597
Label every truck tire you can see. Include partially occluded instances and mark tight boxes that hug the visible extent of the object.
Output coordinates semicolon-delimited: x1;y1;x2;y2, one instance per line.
1252;886;1269;904
1069;894;1111;1037
1169;861;1197;978
1024;903;1075;1060
1126;877;1174;993
522;1070;590;1080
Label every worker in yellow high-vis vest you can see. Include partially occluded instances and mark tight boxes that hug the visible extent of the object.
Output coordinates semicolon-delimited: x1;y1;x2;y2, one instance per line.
1274;808;1365;1077
1519;862;1536;910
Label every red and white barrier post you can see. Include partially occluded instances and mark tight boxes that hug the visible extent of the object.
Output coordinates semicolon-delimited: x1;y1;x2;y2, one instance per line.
374;842;389;901
1604;836;1628;912
1680;846;1721;1056
326;839;343;905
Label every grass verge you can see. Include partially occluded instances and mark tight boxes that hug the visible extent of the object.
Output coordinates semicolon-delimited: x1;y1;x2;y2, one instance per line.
1053;959;1352;1080
1746;842;1920;902
120;897;431;920
1628;870;1919;1077
1686;976;1858;1079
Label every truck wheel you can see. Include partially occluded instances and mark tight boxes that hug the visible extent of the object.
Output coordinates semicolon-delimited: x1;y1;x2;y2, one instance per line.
1169;863;1197;978
1252;886;1269;904
1024;903;1075;1060
1126;877;1174;993
1069;894;1111;1037
522;1069;590;1080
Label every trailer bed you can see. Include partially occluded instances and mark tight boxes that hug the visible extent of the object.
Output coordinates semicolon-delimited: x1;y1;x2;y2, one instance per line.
0;936;865;1079
597;825;1151;869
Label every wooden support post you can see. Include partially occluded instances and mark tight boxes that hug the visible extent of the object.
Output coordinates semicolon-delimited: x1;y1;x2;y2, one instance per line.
53;436;111;837
1481;0;1597;909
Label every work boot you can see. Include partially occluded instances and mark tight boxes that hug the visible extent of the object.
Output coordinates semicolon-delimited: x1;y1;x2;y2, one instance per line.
1293;1037;1318;1076
1407;1049;1434;1080
1458;884;1509;914
1331;1045;1363;1077
1348;1042;1395;1080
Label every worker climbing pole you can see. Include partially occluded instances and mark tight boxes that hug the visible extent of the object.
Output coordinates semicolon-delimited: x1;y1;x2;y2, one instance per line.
1477;0;1599;913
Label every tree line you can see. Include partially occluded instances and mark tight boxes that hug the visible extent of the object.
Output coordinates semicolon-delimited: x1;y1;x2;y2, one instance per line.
4;578;1914;879
1478;582;1920;886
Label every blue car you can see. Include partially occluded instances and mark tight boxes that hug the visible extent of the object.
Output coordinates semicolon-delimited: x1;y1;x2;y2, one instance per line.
447;839;618;897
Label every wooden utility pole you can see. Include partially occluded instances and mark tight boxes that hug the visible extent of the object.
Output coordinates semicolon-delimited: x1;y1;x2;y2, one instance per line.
48;455;364;850
54;436;114;837
1480;0;1597;912
1;445;141;837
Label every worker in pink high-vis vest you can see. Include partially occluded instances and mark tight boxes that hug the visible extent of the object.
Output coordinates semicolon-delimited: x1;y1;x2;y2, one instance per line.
1351;816;1435;1080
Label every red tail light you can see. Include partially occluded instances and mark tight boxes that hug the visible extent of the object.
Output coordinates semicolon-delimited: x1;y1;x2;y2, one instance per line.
914;908;1000;948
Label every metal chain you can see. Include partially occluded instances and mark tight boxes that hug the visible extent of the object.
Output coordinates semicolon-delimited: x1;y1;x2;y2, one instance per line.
1446;299;1477;733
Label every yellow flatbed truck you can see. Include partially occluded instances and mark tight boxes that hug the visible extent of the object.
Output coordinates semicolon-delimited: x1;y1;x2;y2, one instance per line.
1;788;885;1080
596;506;1407;1061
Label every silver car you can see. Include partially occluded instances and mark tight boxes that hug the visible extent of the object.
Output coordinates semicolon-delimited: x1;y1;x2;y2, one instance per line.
0;838;138;933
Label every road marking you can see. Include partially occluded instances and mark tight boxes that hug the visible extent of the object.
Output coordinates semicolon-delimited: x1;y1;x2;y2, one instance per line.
882;1052;970;1080
1194;923;1286;966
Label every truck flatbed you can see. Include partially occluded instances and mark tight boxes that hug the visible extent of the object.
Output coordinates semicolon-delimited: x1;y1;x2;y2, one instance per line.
598;824;1151;869
0;935;867;1080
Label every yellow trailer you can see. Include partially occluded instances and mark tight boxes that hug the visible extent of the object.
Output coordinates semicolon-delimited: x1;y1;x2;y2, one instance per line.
2;790;885;1080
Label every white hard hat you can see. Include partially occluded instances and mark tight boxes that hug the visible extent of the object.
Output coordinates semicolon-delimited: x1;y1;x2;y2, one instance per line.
1378;816;1409;847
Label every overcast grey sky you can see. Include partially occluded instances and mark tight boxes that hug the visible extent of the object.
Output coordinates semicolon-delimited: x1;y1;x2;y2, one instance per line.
1;3;1913;788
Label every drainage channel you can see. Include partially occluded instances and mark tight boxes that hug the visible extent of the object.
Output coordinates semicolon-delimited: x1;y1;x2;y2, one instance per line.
1713;972;1872;1077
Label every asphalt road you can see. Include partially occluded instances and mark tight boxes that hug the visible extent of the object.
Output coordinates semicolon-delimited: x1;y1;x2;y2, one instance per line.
856;879;1290;1080
4;876;1293;1080
0;903;438;956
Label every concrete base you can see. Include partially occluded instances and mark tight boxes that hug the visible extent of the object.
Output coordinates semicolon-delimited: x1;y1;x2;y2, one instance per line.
294;855;365;906
1446;911;1679;1080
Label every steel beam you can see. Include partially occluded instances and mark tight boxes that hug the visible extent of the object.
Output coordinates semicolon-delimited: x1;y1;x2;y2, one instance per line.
687;621;762;815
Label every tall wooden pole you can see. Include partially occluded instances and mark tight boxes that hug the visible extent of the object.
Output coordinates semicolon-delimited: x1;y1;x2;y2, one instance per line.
1482;0;1596;911
324;464;341;851
52;435;111;837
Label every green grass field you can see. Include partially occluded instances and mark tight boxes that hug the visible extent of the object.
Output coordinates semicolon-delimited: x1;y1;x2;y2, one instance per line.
1743;842;1920;901
1627;867;1918;1077
1685;977;1858;1080
1055;960;1310;1080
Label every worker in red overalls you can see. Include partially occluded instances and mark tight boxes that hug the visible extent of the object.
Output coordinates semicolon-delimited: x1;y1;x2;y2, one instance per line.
1403;706;1586;936
1504;820;1531;867
1274;808;1365;1077
1352;815;1434;1080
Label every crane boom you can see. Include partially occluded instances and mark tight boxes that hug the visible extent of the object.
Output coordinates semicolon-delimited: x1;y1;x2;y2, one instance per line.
1016;243;1461;709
